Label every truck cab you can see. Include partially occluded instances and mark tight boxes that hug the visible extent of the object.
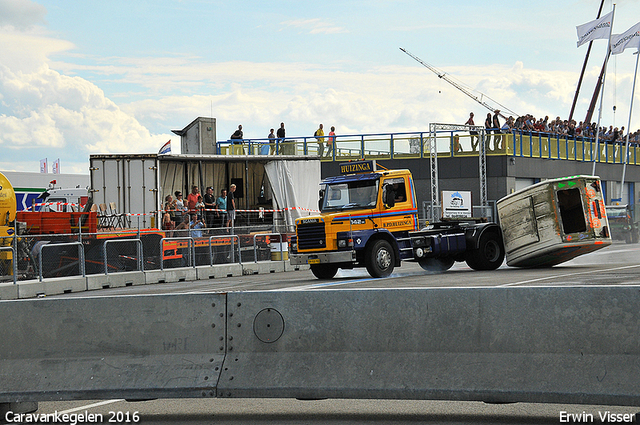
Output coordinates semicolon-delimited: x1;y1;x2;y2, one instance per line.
290;161;418;279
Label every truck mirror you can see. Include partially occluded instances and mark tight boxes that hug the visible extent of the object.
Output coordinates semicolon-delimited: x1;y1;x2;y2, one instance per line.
383;185;395;208
318;189;325;210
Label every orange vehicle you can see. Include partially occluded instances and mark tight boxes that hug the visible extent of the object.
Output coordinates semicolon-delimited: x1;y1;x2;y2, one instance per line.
1;172;269;280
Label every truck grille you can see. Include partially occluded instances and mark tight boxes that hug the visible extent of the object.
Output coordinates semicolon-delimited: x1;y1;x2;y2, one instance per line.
297;221;326;250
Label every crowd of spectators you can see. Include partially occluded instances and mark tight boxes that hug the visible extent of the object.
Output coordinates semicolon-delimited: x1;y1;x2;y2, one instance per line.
492;112;640;144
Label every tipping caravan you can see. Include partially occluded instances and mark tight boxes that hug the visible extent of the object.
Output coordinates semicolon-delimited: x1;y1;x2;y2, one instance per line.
497;175;611;267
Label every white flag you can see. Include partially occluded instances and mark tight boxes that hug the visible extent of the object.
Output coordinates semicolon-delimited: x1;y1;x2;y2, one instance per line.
52;158;60;174
40;158;48;173
610;22;640;55
577;11;614;47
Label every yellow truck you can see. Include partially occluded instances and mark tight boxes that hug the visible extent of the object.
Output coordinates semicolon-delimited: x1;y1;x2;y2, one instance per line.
289;160;505;278
290;163;612;279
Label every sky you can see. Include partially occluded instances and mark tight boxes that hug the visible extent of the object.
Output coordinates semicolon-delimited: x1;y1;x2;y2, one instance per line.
2;0;640;173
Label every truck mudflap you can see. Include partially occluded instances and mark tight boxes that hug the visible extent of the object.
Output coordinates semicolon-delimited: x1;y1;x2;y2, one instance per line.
290;250;356;266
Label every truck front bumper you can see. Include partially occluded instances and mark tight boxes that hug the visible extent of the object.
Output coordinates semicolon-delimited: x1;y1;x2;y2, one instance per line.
290;250;356;266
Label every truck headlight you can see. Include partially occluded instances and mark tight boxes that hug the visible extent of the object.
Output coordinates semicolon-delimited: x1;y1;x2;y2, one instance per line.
291;242;297;251
337;238;353;248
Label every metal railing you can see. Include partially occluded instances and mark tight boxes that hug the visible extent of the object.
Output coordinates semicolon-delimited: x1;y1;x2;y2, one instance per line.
160;237;195;270
252;233;286;264
103;239;143;274
38;242;85;282
0;246;17;285
208;235;240;266
216;130;640;165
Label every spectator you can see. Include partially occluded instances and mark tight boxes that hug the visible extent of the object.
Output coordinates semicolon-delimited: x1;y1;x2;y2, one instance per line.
162;212;174;238
492;110;501;150
187;185;199;212
466;112;478;151
203;186;216;229
326;126;336;158
189;214;205;238
277;122;286;154
217;189;227;227
268;128;276;155
484;113;492;151
195;195;205;218
174;191;187;224
227;184;236;228
230;125;243;140
314;124;325;157
164;194;176;223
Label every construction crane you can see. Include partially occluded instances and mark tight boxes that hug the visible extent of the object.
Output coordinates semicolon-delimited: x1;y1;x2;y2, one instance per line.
400;47;519;120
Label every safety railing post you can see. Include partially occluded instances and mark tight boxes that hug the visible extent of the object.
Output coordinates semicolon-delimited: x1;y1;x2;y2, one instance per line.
252;232;285;263
0;246;17;285
206;235;240;266
103;239;143;275
38;242;85;282
159;237;195;271
12;221;17;284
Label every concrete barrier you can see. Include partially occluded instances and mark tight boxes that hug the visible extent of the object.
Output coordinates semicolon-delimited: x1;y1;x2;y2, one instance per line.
2;286;640;406
196;264;243;280
17;276;86;299
241;260;285;275
0;293;226;402
0;283;17;300
219;287;640;406
145;267;197;284
86;271;146;290
284;262;309;272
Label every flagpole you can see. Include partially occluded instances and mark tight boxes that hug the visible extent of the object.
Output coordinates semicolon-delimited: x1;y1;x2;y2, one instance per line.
569;0;606;122
592;4;616;176
619;48;639;202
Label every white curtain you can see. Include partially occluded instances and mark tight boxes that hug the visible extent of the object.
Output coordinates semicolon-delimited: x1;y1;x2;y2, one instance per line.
264;160;321;228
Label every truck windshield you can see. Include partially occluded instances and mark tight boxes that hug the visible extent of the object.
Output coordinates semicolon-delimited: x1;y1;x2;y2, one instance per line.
322;180;379;212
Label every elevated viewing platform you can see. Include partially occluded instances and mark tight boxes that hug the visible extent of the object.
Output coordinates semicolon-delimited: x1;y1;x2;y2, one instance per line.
215;129;640;166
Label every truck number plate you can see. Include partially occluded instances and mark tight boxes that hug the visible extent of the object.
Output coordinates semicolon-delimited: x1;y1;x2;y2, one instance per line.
308;259;321;264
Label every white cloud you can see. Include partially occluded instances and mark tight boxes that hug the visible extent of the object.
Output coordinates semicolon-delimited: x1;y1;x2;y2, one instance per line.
280;18;348;35
0;0;46;29
0;62;172;172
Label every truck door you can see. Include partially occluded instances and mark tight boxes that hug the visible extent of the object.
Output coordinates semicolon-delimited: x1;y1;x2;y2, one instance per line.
380;176;417;231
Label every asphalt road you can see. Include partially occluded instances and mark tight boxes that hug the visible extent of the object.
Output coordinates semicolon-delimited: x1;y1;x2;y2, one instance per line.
49;242;640;297
18;242;640;424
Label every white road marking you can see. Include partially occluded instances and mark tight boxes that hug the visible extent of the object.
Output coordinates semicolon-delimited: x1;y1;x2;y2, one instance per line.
57;399;124;415
498;264;640;287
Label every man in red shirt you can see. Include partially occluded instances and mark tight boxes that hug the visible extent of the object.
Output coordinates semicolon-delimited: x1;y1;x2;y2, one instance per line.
187;185;200;212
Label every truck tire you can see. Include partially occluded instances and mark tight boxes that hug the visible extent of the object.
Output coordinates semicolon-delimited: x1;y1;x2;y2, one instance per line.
365;239;395;278
418;257;454;273
466;231;504;271
310;264;339;279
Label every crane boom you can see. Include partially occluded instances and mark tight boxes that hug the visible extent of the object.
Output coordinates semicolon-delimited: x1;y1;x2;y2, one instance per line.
400;47;518;120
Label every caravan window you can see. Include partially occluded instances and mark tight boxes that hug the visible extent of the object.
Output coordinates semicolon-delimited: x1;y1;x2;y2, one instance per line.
556;188;586;234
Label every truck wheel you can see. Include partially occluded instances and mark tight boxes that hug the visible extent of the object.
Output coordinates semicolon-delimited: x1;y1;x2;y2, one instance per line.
365;239;395;278
418;257;454;273
466;231;504;271
310;264;338;279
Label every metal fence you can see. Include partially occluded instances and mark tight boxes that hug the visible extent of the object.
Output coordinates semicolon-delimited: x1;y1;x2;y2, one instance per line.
216;130;640;165
0;223;288;283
